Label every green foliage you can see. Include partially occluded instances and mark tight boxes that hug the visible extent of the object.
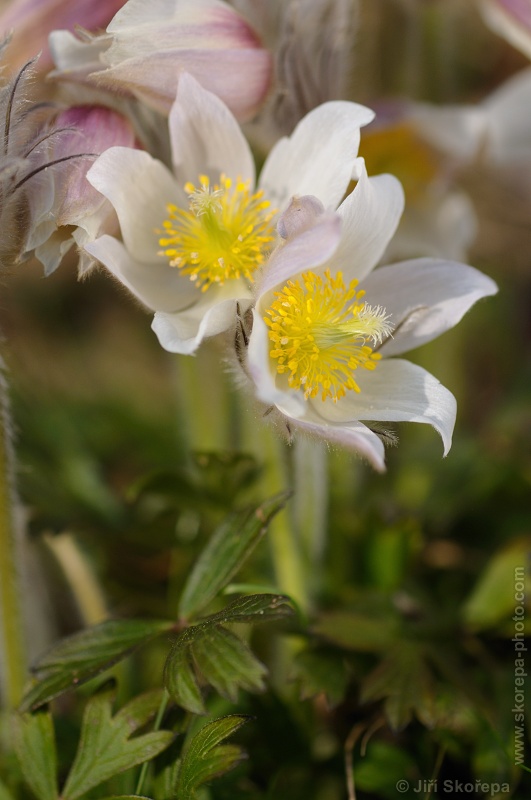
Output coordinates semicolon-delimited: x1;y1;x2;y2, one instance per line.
165;594;294;712
174;716;249;799
61;686;173;800
13;709;58;800
291;648;349;708
178;493;290;620
20;620;174;712
462;538;531;631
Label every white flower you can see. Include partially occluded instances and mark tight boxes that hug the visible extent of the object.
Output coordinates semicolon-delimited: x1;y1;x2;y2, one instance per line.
85;72;375;355
245;185;498;472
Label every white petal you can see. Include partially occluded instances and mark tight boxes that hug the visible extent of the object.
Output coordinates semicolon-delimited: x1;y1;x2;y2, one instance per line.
85;234;196;312
329;163;405;282
318;359;457;456
246;311;307;417
285;413;386;472
152;294;244;354
169;72;255;187
256;212;342;298
259;100;375;211
383;189;478;263
87;147;184;264
409;102;487;163
361;258;498;357
483;67;531;165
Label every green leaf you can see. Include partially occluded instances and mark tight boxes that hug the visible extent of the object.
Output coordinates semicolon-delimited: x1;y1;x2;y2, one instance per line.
360;643;435;731
313;610;398;653
20;619;174;712
0;779;16;800
62;686;173;800
291;649;349;708
175;716;248;799
192;627;267;702
462;538;531;630
201;593;295;625
13;709;58;800
164;639;205;716
178;493;290;619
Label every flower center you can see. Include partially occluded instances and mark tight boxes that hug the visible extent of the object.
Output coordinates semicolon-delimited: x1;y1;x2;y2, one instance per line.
158;174;276;292
264;269;392;402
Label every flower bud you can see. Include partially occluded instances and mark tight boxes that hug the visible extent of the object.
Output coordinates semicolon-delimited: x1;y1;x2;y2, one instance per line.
50;0;273;122
0;0;126;71
480;0;531;58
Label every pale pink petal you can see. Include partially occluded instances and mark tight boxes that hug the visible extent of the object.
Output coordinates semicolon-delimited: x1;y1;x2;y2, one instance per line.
259;101;375;211
329;163;405;282
277;195;325;239
317;359;456;456
361;258;498;357
0;0;124;70
284;414;386;473
94;48;272;120
84;234;196;312
255;212;342;299
169;72;255;188
480;0;531;58
87;147;184;265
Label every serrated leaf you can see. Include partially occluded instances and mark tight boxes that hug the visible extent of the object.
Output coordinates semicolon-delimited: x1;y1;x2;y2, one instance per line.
175;716;248;799
179;493;290;619
62;687;173;800
201;593;295;625
13;709;58;800
20;619;174;712
164;640;205;715
292;649;349;708
193;626;267;702
360;643;435;731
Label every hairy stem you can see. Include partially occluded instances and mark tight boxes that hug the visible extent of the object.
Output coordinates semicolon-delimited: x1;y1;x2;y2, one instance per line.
0;358;27;708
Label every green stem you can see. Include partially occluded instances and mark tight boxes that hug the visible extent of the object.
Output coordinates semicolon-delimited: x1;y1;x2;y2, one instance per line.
292;437;328;591
242;410;309;613
0;359;27;709
172;341;237;454
135;689;169;795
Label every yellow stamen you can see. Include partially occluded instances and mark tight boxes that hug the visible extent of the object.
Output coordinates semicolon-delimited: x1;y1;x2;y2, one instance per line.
264;269;392;402
158;174;276;292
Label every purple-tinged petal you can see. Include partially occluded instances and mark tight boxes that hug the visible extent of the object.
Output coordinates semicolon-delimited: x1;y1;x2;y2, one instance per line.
361;258;498;357
277;195;325;240
284;414;386;473
256;212;342;299
0;0;125;70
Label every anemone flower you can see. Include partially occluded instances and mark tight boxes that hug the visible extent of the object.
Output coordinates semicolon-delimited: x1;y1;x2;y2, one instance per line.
85;72;379;354
244;190;498;471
